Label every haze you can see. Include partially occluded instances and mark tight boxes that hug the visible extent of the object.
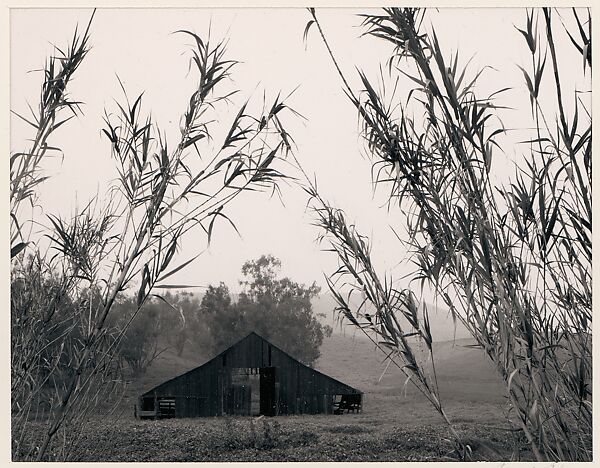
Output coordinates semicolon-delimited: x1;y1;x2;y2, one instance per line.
10;7;587;298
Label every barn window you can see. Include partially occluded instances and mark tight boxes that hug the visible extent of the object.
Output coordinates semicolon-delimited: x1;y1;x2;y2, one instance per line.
268;345;272;366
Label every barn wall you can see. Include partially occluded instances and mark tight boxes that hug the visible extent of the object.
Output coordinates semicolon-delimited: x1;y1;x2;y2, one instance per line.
141;332;361;417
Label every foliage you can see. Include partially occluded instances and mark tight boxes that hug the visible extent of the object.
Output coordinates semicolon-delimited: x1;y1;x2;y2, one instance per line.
21;414;526;462
11;12;295;461
108;291;199;377
196;255;332;366
111;297;168;377
164;292;199;356
10;16;93;257
305;7;591;462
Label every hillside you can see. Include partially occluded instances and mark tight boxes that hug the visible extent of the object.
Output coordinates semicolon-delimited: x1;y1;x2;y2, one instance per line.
314;333;504;404
312;294;472;343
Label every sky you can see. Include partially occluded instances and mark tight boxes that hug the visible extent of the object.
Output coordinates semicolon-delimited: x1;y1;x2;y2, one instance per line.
10;7;590;298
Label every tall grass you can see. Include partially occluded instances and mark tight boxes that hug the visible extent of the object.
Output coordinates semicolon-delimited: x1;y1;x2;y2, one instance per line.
305;7;591;461
11;14;296;461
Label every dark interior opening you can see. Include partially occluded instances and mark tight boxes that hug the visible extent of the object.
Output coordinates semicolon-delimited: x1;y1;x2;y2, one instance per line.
223;367;277;416
140;397;155;411
224;368;260;416
157;397;176;418
259;367;277;416
333;393;362;414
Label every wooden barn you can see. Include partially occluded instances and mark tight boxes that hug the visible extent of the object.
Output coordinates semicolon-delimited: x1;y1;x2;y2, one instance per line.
136;331;362;418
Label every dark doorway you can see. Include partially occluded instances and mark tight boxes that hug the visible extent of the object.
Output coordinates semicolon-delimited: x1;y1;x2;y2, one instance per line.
140;396;154;411
259;367;277;416
223;368;263;416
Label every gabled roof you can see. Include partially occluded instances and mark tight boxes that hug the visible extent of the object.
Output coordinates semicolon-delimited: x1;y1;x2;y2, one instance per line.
141;331;362;396
248;331;362;394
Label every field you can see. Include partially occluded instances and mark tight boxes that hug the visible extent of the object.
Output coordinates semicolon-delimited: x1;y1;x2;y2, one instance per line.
41;331;533;462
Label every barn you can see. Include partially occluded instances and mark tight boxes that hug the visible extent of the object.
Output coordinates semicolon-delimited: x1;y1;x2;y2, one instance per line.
136;331;362;418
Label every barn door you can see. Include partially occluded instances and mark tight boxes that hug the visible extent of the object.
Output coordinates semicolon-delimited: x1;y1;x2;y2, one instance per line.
224;385;251;416
259;367;276;416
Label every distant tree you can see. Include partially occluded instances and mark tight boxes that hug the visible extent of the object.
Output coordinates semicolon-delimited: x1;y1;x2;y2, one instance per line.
111;291;201;376
113;297;170;377
200;283;232;315
202;255;331;365
194;282;247;353
156;291;197;357
186;283;233;354
169;295;190;356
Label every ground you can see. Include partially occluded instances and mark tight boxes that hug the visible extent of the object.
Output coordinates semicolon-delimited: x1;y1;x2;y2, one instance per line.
70;408;528;462
19;332;535;461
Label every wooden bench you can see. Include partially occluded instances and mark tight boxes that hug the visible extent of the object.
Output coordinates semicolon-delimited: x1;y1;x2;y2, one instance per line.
137;408;158;419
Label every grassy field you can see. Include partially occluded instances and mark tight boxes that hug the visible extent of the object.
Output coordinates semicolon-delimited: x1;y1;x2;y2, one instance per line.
22;332;532;461
99;334;527;461
68;410;527;462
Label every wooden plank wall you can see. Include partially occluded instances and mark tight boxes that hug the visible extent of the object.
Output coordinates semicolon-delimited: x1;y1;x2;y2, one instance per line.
141;333;361;417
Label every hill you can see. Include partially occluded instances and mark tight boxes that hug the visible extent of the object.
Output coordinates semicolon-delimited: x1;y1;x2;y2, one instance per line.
312;293;472;342
314;332;504;404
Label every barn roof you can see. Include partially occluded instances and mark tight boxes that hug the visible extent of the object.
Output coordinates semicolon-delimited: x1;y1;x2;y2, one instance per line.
140;331;362;397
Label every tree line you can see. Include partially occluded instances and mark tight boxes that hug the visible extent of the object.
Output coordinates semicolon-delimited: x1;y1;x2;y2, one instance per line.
13;254;331;385
114;254;331;376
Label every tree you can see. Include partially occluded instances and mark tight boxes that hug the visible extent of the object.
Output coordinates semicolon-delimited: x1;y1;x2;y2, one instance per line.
112;297;170;377
165;292;199;357
201;255;331;366
187;283;234;354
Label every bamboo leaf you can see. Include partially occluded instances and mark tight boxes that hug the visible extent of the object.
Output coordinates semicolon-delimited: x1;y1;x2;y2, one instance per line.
157;252;202;283
303;19;315;47
10;242;28;259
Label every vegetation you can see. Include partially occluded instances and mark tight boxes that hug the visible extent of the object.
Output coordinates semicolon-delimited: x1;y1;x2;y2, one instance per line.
304;7;591;462
110;293;190;376
108;254;331;378
14;332;524;462
37;417;515;462
11;12;296;461
11;6;591;463
190;255;332;366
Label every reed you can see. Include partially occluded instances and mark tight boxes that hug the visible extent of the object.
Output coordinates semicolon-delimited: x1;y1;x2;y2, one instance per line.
306;7;591;461
11;15;296;461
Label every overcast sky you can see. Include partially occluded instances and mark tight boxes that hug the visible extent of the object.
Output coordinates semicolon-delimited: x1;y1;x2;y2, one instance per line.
10;8;589;298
